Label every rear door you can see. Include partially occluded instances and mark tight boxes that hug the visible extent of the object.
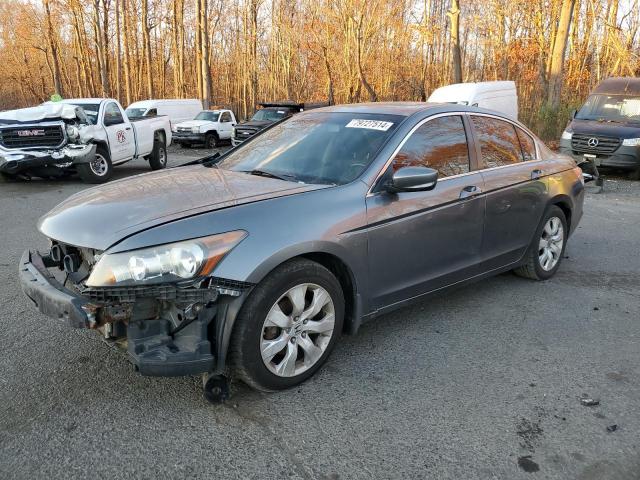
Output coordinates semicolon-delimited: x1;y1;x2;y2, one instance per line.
366;114;486;309
102;101;135;163
468;114;547;270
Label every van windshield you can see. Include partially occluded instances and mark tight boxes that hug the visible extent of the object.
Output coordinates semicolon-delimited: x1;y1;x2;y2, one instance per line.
217;112;403;185
576;94;640;123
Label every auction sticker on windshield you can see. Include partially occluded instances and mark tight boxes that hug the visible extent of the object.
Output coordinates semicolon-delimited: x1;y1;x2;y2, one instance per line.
346;119;394;131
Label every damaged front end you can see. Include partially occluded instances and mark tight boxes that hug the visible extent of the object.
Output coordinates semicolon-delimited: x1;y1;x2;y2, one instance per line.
19;233;251;377
0;104;97;178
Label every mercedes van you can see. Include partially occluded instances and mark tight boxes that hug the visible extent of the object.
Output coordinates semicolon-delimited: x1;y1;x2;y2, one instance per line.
428;81;518;120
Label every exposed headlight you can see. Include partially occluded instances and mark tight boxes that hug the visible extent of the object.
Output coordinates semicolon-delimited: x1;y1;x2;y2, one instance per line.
86;231;247;287
622;138;640;146
232;127;236;137
192;127;200;134
66;125;80;141
561;130;573;140
171;124;178;133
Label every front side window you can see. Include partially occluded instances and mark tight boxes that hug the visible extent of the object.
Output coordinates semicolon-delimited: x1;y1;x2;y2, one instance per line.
392;115;470;177
217;112;403;185
104;102;124;126
220;112;232;122
516;128;537;161
471;116;521;168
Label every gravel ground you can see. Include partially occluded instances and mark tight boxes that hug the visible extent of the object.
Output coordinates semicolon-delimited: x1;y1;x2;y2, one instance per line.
0;148;639;479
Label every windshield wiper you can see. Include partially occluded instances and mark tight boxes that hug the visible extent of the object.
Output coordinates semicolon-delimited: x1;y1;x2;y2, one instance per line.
243;169;298;182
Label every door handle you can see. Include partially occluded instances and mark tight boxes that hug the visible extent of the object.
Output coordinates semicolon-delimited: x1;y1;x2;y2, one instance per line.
459;185;482;199
531;169;543;180
125;127;132;131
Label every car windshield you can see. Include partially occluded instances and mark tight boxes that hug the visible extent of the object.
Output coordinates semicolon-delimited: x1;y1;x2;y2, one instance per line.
195;111;220;121
125;108;147;118
251;109;290;122
576;94;640;123
217;112;404;185
67;103;100;125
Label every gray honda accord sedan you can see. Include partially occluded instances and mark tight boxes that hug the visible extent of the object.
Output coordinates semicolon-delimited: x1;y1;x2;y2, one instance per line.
19;103;584;401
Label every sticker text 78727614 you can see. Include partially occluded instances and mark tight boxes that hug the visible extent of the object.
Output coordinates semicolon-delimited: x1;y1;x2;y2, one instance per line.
345;119;394;131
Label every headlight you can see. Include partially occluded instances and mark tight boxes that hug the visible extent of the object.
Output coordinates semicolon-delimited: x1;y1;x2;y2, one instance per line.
171;125;177;133
232;127;236;137
622;138;640;146
86;231;247;287
192;127;200;134
66;125;80;141
561;130;573;140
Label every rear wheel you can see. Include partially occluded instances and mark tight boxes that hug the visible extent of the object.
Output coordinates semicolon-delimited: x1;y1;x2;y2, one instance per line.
205;132;219;149
514;205;567;281
230;259;344;391
149;133;167;170
77;146;113;184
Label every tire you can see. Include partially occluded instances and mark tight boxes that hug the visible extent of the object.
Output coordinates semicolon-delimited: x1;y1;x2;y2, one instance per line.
205;132;219;149
149;133;167;170
514;205;568;281
230;258;345;392
627;167;640;181
0;172;14;183
77;146;113;184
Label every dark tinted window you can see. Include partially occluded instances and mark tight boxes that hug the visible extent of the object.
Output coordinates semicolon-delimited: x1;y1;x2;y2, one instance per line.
220;112;232;122
392;115;469;177
146;108;157;116
516;128;536;161
471;116;521;168
104;102;124;125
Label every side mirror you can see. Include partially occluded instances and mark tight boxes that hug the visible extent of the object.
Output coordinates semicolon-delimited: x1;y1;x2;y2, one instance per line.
386;166;438;193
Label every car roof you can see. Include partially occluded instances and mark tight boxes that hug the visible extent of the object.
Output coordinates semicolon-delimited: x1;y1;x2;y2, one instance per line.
61;98;111;104
300;101;511;119
592;77;640;96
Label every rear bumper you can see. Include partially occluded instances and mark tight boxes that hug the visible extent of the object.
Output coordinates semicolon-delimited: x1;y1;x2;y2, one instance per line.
0;144;96;175
559;139;640;170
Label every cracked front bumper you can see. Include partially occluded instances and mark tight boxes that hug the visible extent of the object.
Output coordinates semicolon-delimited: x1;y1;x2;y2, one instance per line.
0;144;96;175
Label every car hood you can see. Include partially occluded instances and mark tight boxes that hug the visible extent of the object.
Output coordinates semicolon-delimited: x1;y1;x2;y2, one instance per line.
569;118;640;138
175;120;212;128
236;120;272;129
38;166;325;251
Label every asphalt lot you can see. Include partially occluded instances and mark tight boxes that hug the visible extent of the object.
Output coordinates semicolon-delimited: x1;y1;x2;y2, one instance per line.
1;147;639;479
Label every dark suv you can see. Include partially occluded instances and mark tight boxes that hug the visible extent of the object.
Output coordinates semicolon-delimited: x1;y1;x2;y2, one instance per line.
560;77;640;179
231;102;327;146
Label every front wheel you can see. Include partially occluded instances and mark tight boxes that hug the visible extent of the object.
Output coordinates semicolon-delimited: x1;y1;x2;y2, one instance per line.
205;132;219;149
230;259;344;391
77;147;113;184
149;133;167;170
514;205;567;281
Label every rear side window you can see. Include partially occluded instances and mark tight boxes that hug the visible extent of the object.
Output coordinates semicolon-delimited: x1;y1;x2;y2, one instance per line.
471;116;521;168
392;115;470;177
516;128;536;161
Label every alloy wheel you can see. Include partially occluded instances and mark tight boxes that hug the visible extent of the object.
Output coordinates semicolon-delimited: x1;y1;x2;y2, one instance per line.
538;216;564;271
89;154;109;176
260;283;335;377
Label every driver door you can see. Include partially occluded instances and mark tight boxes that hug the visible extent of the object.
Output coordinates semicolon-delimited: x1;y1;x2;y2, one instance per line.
103;102;135;163
366;114;486;309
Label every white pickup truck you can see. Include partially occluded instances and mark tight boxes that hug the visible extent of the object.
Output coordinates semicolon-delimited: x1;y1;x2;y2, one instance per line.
0;98;172;183
172;109;236;148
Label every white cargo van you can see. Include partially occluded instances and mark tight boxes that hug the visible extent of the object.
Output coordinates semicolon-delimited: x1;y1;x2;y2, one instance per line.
125;99;202;126
428;81;518;120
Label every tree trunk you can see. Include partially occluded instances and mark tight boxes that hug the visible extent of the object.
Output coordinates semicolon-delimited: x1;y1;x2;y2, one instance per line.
448;0;463;83
122;0;132;104
547;0;576;108
142;0;154;98
115;0;122;102
43;0;64;97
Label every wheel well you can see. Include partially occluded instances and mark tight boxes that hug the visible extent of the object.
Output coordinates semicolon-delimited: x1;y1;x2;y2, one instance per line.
206;130;219;138
299;252;357;334
154;130;166;144
551;199;572;231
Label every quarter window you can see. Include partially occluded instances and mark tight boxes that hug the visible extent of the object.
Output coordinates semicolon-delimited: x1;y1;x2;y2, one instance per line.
392;115;470;177
516;128;537;161
471;116;522;168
